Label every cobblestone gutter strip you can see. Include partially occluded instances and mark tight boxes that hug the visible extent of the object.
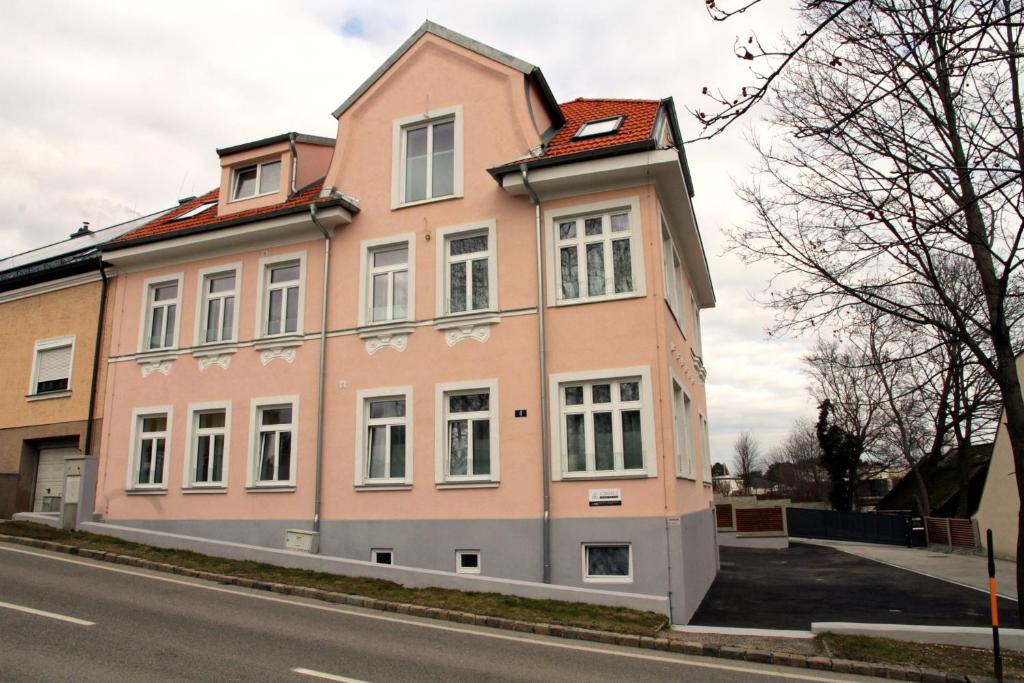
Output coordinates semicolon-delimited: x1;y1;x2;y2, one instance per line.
0;534;1003;683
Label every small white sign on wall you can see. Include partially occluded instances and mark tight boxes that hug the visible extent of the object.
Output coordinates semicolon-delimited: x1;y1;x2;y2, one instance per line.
588;488;622;507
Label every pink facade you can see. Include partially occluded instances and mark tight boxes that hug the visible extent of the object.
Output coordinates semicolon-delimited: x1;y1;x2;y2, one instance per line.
94;22;717;622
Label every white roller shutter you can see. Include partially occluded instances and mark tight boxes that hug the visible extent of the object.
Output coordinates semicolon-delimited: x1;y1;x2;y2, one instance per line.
35;345;72;390
33;447;77;512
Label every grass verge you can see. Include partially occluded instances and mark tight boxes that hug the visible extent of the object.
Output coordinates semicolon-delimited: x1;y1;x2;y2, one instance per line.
822;633;1024;678
0;520;665;635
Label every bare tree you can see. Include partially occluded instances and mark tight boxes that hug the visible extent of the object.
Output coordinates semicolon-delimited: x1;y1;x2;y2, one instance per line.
705;0;1024;614
733;431;762;493
768;417;828;500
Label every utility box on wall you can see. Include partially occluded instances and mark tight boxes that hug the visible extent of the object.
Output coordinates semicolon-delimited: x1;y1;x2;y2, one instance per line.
285;529;320;553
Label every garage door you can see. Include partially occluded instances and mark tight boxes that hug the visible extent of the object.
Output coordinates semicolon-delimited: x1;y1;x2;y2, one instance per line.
33;447;78;513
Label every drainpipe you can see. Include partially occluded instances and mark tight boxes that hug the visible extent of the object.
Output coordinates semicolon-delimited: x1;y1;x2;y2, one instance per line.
520;163;552;584
309;204;331;536
288;134;299;194
84;263;108;456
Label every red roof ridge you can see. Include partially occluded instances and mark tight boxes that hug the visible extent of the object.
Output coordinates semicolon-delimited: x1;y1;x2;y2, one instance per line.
562;97;662;105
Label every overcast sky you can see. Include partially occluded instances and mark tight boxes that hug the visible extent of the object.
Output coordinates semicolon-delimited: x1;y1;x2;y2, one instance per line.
0;0;814;466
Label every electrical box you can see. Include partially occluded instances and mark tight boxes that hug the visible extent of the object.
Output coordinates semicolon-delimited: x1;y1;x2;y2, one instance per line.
285;529;320;553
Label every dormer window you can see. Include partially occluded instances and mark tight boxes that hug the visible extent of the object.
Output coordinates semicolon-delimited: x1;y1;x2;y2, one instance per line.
232;160;281;200
573;116;624;140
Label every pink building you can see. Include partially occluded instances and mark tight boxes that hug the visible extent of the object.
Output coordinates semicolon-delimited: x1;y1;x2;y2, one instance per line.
94;22;717;622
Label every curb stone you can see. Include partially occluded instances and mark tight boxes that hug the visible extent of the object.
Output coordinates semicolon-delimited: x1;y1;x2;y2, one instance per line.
0;532;1015;683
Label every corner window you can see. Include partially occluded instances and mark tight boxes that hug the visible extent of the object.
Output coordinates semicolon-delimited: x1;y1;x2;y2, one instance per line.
700;413;712;483
368;244;409;323
186;404;229;488
232;160;281;200
199;268;238;344
355;388;413;487
130;409;171;490
573;116;624;140
143;279;181;351
372;549;394;565
691;294;703;355
249;398;298;487
661;215;686;329
30;337;74;395
583;544;632;583
672;379;694;479
392;106;463;209
455;550;481;575
258;255;304;338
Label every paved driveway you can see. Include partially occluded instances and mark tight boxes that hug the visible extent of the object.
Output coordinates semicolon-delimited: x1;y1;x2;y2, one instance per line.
691;542;1020;630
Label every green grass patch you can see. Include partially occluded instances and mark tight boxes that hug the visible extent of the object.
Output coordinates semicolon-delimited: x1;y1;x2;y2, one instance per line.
822;633;1024;678
0;520;665;635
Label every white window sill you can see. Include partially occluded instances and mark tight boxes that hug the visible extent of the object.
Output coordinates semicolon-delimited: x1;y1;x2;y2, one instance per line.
583;577;633;584
25;390;71;402
135;350;179;363
552;292;645;308
192;342;239;358
432;313;500;330
126;488;167;495
436;481;500;489
252;335;304;351
245;484;296;493
356;321;416;338
355;483;413;491
182;486;228;494
392;193;462;211
676;474;698;482
557;472;653;482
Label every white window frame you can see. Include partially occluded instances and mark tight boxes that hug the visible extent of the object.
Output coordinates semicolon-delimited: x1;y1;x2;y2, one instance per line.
544;196;646;307
434;220;498;318
27;335;75;397
391;105;464;209
548;366;657;481
691;293;703;356
194;263;242;346
357;235;416;327
455;549;481;575
137;273;184;352
700;412;712;484
255;252;306;339
660;210;686;335
246;396;299;489
573;115;624;140
230;159;282;202
354;386;414;488
126;406;173;491
670;373;695;480
434;379;500;485
371;548;394;565
183;401;231;489
582;543;633;584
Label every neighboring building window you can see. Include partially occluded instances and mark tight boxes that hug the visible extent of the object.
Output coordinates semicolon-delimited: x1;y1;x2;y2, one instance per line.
250;399;297;487
691;294;703;355
445;232;489;314
355;387;413;487
444;390;491;479
368;244;409;323
144;280;180;350
661;216;685;328
583;544;632;583
232;160;281;200
187;405;229;487
573;116;624;139
30;337;74;395
372;549;394;565
402;118;454;203
455;550;481;575
130;410;170;489
700;413;712;483
261;259;302;336
199;270;237;343
672;379;694;479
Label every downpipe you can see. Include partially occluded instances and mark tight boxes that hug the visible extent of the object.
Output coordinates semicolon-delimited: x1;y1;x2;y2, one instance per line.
309;204;331;537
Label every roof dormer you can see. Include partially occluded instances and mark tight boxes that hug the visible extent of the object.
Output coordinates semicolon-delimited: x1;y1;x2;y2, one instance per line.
215;133;335;216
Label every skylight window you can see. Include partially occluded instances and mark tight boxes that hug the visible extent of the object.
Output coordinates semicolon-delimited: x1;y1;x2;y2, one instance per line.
171;202;216;221
573;116;624;140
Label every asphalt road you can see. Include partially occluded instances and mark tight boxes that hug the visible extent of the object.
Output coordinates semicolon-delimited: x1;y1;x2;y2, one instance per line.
692;542;1020;630
0;541;880;683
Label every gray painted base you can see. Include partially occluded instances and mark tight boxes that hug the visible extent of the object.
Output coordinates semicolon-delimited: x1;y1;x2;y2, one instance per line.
97;509;718;623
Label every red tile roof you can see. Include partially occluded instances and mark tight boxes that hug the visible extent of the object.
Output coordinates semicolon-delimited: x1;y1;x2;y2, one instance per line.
110;180;336;246
542;98;661;160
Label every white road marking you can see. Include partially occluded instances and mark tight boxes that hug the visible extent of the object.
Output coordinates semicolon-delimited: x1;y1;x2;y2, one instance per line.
0;543;861;682
0;599;94;626
292;667;372;682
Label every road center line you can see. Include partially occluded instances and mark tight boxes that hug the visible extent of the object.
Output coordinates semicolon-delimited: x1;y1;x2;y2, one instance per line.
0;599;94;626
292;667;372;682
0;543;852;682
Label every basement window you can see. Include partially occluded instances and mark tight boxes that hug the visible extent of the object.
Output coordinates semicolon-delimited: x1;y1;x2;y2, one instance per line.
455;550;481;574
371;548;394;565
573;116;624;140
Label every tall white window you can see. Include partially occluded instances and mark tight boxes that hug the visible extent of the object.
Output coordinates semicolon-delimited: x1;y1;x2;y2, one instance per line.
445;232;489;314
368;245;409;323
444;390;491;479
200;271;237;343
691;294;703;355
556;210;635;301
30;337;74;395
365;397;407;482
232;160;281;200
131;411;170;489
561;379;644;475
251;401;296;486
264;261;300;336
187;406;228;488
661;216;685;327
145;281;179;350
402;118;455;203
700;413;712;483
672;379;694;478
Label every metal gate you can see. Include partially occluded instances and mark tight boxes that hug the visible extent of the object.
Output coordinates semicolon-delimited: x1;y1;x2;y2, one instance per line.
787;507;921;546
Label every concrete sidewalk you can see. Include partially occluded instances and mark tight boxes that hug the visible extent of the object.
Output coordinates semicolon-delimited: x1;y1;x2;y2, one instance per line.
800;538;1017;601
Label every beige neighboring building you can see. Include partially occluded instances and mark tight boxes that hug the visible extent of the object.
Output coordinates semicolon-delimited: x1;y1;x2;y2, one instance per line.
0;216;160;519
975;354;1023;561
